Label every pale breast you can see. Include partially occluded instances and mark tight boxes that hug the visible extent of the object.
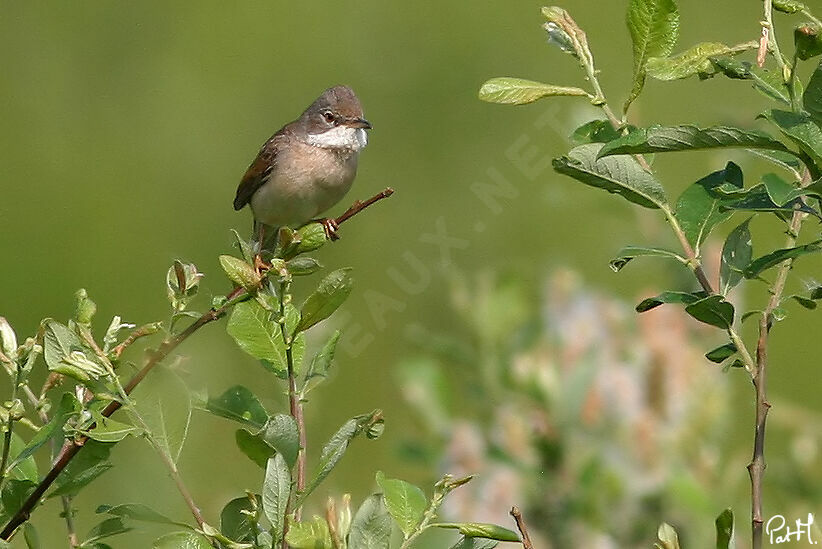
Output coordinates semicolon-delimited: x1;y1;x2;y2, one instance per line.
250;141;359;227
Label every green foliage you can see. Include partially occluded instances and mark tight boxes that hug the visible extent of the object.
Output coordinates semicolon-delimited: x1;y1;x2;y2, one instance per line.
715;508;736;549
625;0;680;112
609;246;686;272
262;454;290;543
646;41;755;81
478;77;588;105
205;385;268;430
478;1;822;543
296;268;354;333
552;143;669;209
376;471;427;537
348;494;392;549
597;125;790;158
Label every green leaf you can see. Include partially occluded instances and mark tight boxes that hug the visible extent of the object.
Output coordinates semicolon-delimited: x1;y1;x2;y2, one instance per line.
152;532;212;549
6;434;37;483
552;143;668;209
1;480;36;521
376;472;427;537
675;162;742;249
720;218;753;295
10;392;79;471
609;246;686;272
435;523;520;542
287;257;323;277
0;318;17;361
85;413;141;443
478;77;588;105
705;343;737;364
235;429;275;468
296;268;354;333
294;222;328;256
227;300;285;364
759;109;822;167
646;41;755;80
128;365;191;464
774;0;808;13
96;503;188;528
795;23;822;61
685;295;735;329
749;67;792;105
303;330;341;386
805;60;822;124
227;299;304;376
570;120;626;145
262;454;291;542
23;523;40;549
43;320;108;382
260;414;300;468
635;291;706;312
625;0;679;112
231;229;255;264
656;522;681;549
598;125;790;158
219;255;261;291
297;411;381;506
83;518;132;544
285;517;332;549
715;508;735;549
790;295;818;309
205;385;268;430
220;496;256;542
51;441;113;497
449;539;499;549
348;494;392;549
744;240;822;278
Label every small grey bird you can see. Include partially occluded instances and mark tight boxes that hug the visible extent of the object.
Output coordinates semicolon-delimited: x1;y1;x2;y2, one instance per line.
233;85;372;254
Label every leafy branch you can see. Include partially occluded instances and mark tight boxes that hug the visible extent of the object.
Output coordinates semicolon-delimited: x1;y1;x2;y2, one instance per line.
0;188;394;542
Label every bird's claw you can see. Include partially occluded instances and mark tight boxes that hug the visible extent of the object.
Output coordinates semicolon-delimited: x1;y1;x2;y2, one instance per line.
321;218;340;241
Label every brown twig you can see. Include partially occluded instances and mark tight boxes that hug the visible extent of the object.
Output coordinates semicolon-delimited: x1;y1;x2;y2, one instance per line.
510;506;533;549
749;188;808;548
0;189;393;541
334;187;394;226
111;323;163;359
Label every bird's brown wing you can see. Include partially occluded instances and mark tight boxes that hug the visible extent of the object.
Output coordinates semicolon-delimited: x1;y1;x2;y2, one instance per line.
233;130;288;211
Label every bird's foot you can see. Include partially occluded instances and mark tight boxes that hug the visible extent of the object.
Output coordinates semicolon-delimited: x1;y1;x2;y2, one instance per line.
321;218;340;241
253;254;271;277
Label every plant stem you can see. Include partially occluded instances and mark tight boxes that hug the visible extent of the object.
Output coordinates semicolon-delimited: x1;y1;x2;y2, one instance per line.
278;275;306;549
762;0;788;72
399;491;444;549
510;507;533;549
663;208;758;372
0;289;245;540
749;193;808;549
0;363;23;495
0;188;393;540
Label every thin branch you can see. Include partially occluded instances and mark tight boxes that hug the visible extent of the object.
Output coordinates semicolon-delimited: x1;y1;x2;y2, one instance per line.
749;185;809;549
0;188;392;540
111;323;163;359
334;187;394;226
510;507;533;549
278;275;306;549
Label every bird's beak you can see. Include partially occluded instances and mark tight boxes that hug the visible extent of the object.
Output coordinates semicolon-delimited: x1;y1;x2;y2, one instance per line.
346;117;372;130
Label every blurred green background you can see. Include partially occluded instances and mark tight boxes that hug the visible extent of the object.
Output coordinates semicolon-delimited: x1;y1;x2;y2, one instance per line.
1;1;821;547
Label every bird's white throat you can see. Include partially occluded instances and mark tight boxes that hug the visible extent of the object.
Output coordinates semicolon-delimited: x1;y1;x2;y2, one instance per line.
305;126;368;151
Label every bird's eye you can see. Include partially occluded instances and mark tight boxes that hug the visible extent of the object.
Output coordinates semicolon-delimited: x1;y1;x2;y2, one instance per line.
322;111;335;123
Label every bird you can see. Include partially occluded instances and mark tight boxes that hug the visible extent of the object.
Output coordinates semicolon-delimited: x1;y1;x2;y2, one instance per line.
233;85;372;265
